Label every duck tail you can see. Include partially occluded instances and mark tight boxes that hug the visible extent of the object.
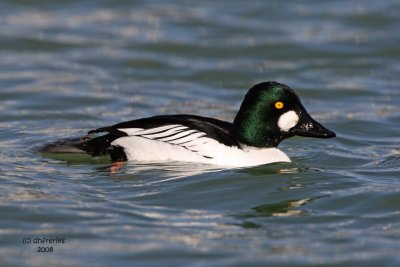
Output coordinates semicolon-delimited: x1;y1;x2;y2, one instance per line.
40;133;127;162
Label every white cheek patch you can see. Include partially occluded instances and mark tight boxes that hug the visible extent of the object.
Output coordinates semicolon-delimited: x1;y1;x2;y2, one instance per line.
278;111;299;132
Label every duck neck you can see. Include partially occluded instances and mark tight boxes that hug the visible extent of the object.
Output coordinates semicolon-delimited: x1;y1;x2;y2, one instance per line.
233;110;285;148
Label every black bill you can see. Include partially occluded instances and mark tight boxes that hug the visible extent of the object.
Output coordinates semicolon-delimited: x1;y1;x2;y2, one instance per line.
290;112;336;138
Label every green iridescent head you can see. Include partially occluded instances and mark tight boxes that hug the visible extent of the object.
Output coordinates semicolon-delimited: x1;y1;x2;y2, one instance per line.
233;81;335;147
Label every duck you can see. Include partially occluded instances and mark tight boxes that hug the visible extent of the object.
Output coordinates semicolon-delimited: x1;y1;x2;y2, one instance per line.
42;81;336;167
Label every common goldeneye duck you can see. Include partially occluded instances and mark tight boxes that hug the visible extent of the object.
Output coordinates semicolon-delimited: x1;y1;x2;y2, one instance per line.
43;81;336;167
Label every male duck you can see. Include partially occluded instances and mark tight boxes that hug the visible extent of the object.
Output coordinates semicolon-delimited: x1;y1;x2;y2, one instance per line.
43;82;336;167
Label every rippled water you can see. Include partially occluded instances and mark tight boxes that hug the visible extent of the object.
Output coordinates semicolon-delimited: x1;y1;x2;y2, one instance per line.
1;1;400;266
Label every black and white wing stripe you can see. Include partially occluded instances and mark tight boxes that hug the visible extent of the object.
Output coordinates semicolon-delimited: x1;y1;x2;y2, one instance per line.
117;124;215;158
83;115;241;161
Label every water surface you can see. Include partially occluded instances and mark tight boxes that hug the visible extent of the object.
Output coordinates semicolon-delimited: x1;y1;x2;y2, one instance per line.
1;1;399;266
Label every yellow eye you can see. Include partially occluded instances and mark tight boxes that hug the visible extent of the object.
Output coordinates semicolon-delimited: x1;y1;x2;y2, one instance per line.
275;101;284;109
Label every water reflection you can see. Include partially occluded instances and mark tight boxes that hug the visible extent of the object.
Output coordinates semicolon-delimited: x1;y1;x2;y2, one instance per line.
236;196;330;229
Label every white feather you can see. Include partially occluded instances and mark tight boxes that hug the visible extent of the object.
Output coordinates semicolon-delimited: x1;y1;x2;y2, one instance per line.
111;123;291;167
119;125;187;136
168;132;205;145
278;111;299;132
111;136;291;167
141;126;187;139
157;130;197;142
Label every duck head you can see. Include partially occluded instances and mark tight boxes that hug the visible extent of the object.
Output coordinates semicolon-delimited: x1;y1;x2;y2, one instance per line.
233;81;336;147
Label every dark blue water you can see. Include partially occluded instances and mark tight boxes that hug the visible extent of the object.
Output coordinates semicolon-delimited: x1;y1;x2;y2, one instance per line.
1;1;399;266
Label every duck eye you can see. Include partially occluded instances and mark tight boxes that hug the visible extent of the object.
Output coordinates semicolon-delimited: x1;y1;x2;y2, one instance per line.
274;101;284;109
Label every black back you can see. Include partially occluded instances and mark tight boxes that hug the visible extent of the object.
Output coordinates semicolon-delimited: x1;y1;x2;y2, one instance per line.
89;115;239;147
78;115;240;160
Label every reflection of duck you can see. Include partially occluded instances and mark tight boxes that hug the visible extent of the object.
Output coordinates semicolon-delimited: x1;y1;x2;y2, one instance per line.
239;197;318;225
43;81;335;167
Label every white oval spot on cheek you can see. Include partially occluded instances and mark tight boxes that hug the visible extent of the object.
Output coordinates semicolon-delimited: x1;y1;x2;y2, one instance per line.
278;111;299;132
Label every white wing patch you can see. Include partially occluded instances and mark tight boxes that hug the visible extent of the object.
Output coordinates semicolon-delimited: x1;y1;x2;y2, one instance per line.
157;130;197;142
119;124;185;136
115;124;214;158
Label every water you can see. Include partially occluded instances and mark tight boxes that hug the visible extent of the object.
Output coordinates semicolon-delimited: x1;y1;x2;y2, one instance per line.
1;0;399;266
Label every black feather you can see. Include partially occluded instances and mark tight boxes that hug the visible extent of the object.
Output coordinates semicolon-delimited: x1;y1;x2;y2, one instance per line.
91;114;240;148
43;114;240;162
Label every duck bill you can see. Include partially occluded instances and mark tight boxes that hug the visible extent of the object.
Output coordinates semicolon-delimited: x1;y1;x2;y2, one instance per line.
290;112;336;138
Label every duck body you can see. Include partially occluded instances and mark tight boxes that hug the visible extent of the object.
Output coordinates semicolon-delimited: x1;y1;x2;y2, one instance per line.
43;82;335;167
85;115;290;167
